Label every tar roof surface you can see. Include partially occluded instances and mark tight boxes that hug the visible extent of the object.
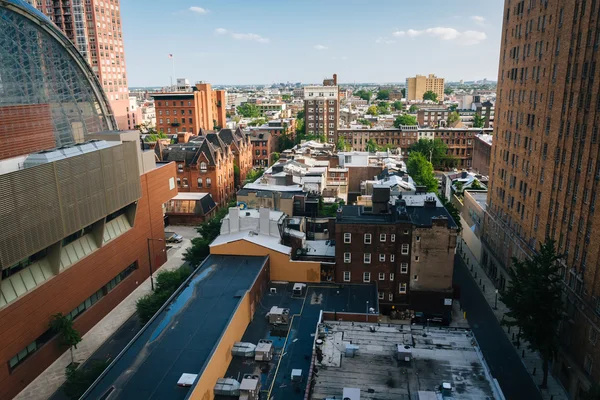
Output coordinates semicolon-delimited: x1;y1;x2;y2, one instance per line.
83;255;268;400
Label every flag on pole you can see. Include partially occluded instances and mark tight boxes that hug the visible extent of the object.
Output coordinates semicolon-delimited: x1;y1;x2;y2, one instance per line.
168;54;173;59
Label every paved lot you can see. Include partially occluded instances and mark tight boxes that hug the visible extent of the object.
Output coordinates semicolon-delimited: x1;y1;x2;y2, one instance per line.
15;225;198;400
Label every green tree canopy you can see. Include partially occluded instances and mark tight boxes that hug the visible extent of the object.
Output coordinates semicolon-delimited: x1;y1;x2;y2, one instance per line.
409;104;419;113
50;313;82;364
357;118;373;127
248;118;267;127
407;152;438;192
392;101;403;110
270;152;280;164
393;114;418;128
448;104;458;112
282;94;291;101
366;105;379;116
237;103;260;118
296;110;305;119
366;139;379;152
401;88;406;98
473;113;485;128
136;266;192;323
423;90;438;102
354;89;372;102
501;240;563;389
448;111;461;124
410;138;452;169
444;87;454;95
376;89;390;100
377;101;390;114
337;137;351;151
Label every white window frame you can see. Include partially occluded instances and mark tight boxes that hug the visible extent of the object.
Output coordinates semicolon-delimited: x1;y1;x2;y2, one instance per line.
363;272;371;282
390;254;395;262
344;252;351;263
416;236;421;242
364;253;371;264
388;293;394;301
379;272;385;280
391;234;395;242
401;244;409;254
401;263;408;273
390;273;395;281
343;271;351;282
364;233;372;244
379;254;385;262
380;233;386;242
399;283;407;294
415;256;420;262
378;292;384;300
344;233;351;243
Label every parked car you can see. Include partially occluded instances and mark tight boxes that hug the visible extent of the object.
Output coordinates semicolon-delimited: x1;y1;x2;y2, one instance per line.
165;232;183;243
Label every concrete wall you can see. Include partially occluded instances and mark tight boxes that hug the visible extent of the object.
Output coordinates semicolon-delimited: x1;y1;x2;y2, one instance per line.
210;240;321;282
410;224;456;292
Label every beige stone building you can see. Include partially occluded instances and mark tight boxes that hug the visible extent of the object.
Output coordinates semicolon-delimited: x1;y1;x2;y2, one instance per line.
406;74;445;101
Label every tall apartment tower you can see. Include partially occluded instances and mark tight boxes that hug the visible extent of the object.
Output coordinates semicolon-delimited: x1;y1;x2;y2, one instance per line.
28;0;130;129
303;74;339;144
405;74;445;101
485;1;600;396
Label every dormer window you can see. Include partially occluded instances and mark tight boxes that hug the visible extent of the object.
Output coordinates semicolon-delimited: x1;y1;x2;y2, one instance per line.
200;162;207;171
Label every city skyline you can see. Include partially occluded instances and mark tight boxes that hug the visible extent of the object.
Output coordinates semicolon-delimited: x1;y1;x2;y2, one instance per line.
121;0;504;86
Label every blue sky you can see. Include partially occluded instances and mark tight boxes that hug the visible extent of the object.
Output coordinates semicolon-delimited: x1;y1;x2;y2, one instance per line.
120;0;504;86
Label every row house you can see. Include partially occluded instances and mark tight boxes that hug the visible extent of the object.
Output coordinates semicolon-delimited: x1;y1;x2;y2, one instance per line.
249;131;277;168
335;188;458;321
218;128;253;187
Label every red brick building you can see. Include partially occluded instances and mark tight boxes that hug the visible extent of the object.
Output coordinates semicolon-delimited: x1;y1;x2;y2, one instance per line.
159;131;236;206
152;83;227;135
249;131;277;168
218;128;253;186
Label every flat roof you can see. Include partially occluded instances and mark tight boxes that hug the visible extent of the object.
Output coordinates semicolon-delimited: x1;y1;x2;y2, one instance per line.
216;283;378;400
83;255;268;400
172;192;210;201
312;323;498;399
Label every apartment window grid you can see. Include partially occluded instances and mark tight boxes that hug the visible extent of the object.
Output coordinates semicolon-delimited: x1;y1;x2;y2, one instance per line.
344;252;351;263
380;234;386;242
390;273;395;281
364;253;371;264
344;233;351;243
401;244;409;254
343;271;351;282
401;263;408;273
399;283;407;294
378;292;384;300
363;272;371;282
364;233;372;244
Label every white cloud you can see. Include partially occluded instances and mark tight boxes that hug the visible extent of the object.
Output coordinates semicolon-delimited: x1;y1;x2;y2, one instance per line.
314;44;328;50
189;6;208;14
215;28;269;43
375;37;396;44
471;15;486;26
392;26;487;45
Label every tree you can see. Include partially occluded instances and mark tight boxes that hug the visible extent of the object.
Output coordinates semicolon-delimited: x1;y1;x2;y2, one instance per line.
357;118;373;127
392;101;403;110
277;132;294;152
237;103;260;118
448;111;460;124
401;88;406;98
337;137;351;151
296;118;305;135
296;110;305;120
444;87;454;95
183;237;211;267
423;90;438;102
282;94;291;101
319;200;345;217
233;164;240;187
470;179;482;190
473;113;485;128
449;104;458;112
410;138;454;169
136;266;192;323
248;118;266;127
366;105;379;116
63;359;111;400
377;101;390;114
406;152;437;192
245;168;264;183
501;240;563;389
408;104;419;113
394;114;418;128
213;119;221;130
270;152;280;164
440;195;461;232
376;89;390;100
366;139;379;152
144;131;168;142
50;313;82;365
354;89;372;102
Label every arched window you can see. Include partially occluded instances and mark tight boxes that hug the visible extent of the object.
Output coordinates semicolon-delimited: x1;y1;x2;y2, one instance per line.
197;178;202;188
200;162;207;171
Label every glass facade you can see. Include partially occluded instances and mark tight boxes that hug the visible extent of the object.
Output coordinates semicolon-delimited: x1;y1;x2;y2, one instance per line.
0;0;115;147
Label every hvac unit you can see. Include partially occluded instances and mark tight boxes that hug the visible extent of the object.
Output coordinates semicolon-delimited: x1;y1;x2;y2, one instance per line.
214;378;240;397
397;344;412;362
231;342;256;358
255;339;274;362
239;374;261;400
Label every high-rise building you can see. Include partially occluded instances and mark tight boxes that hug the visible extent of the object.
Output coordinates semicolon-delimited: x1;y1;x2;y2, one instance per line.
27;0;131;129
0;2;176;398
151;82;227;135
406;74;445;101
484;1;600;396
303;74;339;144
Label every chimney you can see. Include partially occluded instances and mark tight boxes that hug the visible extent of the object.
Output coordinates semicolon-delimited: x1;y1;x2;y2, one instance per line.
259;208;270;235
424;196;437;208
229;207;240;233
333;73;337;85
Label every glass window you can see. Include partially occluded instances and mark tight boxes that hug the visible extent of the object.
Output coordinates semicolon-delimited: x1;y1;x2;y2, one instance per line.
344;233;351;243
200;162;207;171
364;233;372;244
399;283;407;294
197;178;202;188
401;263;408;273
378;292;384;300
379;273;385;280
401;244;409;254
364;253;371;263
343;271;350;282
391;254;395;262
363;272;371;282
391;234;395;242
344;253;351;263
379;254;385;262
380;234;386;242
389;293;393;301
206;178;212;187
390;273;395;281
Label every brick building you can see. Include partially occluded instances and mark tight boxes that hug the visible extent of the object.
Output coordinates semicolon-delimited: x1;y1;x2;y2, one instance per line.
218;128;253;186
335;188;458;320
338;126;492;168
483;1;600;395
159;132;235;207
304;74;340;144
249;131;276;167
417;108;450;127
151;83;227;135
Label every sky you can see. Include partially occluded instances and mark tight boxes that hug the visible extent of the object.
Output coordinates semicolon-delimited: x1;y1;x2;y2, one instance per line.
120;0;505;87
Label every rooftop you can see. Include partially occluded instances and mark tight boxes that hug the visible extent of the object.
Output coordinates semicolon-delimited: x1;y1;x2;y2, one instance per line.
312;322;498;400
83;255;268;400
